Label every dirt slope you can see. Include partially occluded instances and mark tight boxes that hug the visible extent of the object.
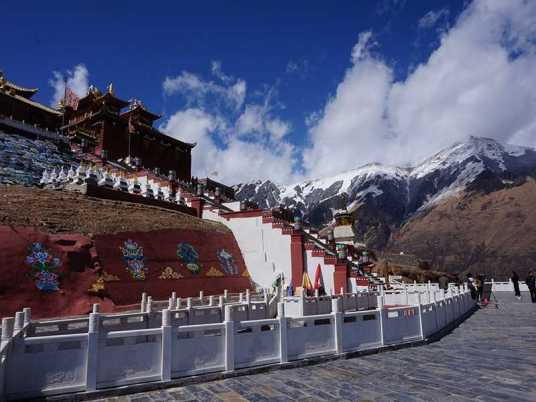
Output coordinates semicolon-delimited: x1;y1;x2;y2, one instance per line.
389;178;536;279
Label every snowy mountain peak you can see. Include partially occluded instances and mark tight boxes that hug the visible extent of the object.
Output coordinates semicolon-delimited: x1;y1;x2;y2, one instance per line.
234;136;536;241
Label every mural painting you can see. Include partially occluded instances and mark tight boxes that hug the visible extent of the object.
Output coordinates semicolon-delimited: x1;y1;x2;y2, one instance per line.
217;249;239;275
177;243;201;274
120;239;148;280
25;242;61;292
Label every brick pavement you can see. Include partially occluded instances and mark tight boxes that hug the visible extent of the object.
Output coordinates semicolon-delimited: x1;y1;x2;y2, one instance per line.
92;293;536;402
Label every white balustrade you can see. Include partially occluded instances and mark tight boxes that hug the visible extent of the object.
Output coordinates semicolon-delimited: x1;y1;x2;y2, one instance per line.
0;287;475;400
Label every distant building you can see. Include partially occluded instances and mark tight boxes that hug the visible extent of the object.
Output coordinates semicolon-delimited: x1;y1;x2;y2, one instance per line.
62;85;195;181
0;71;62;137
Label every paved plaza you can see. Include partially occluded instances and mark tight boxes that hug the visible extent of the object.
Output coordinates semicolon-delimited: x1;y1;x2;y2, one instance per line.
93;293;536;402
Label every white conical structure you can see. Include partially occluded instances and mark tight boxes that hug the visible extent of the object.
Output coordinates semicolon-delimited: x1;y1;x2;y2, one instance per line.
67;166;76;181
141;182;154;198
57;167;67;183
74;165;86;184
39;169;49;185
49;168;58;184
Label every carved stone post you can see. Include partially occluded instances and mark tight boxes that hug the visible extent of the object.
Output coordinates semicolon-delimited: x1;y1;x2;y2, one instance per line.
161;309;172;382
224;306;235;372
86;312;100;391
278;303;288;363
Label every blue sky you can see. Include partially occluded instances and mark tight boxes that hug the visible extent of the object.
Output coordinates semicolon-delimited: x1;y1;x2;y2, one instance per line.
3;0;536;184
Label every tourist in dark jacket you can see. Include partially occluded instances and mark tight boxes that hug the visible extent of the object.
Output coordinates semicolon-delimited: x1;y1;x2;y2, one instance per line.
526;271;536;303
511;271;521;300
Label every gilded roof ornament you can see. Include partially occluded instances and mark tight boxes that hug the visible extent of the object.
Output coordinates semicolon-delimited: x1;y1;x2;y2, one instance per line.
107;83;114;95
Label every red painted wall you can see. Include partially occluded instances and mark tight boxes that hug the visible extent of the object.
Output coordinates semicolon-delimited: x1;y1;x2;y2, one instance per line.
0;226;252;319
94;228;252;305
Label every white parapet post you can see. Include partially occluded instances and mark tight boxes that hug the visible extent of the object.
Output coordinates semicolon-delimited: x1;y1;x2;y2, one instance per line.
13;312;24;333
171;292;177;307
92;303;100;313
176;297;181;310
239;292;244;303
299;289;306;317
22;308;31;327
186;298;192;324
331;298;343;355
199;290;204;302
404;284;408;305
168;297;174;310
224;305;235;372
146;297;153;313
224;289;228;301
417;293;424;340
209;295;214;307
277;302;288;363
377;295;384;346
161;309;172;382
0;317;15;400
86;312;100;391
140;292;147;313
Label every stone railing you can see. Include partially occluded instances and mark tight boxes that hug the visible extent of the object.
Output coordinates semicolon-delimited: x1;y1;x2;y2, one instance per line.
0;287;475;400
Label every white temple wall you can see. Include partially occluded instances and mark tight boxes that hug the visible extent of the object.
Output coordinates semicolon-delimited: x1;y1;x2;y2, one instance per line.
204;213;292;289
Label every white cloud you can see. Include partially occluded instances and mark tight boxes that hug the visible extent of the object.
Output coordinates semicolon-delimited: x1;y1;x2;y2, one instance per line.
163;64;246;111
305;0;536;178
418;8;450;30
48;64;89;106
161;63;297;183
160;107;297;183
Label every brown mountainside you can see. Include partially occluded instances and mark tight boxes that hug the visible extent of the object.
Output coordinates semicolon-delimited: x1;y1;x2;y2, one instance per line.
388;178;536;280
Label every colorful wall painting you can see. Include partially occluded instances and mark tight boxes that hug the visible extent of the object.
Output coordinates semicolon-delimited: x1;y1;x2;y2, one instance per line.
177;243;201;274
25;242;61;292
120;239;148;280
206;266;224;277
217;249;238;275
159;266;183;280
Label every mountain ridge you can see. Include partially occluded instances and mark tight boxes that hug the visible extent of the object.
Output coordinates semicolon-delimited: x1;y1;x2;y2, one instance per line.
234;136;536;250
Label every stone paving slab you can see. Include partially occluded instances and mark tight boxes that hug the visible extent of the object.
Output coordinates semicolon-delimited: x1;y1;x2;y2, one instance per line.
88;294;535;402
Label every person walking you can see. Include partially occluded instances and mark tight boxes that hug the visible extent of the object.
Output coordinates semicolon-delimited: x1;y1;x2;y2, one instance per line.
526;271;536;303
511;271;521;300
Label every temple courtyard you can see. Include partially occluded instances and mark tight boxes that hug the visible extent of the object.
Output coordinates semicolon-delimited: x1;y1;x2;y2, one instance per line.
86;293;536;402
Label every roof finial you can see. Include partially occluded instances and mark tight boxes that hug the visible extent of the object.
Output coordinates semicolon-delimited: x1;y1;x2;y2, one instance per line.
107;83;114;95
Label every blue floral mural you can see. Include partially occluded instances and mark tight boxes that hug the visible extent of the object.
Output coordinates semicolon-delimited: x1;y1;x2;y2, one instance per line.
177;243;201;274
217;249;238;275
120;239;148;280
25;242;61;292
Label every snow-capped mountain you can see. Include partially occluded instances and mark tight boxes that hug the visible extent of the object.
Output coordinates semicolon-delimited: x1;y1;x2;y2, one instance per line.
235;136;536;248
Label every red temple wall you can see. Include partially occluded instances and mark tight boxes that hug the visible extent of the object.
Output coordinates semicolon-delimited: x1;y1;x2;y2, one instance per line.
0;226;252;319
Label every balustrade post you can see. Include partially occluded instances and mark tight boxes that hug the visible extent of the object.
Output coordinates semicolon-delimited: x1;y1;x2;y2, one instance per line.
0;318;14;401
224;306;235;372
23;308;31;327
199;290;204;302
404;284;409;305
186;298;192;325
277;303;288;363
168;297;174;310
161;309;172;382
13;312;24;333
176;297;181;310
86;312;100;391
331;298;343;354
171;292;177;307
140;292;147;313
417;293;424;340
377;295;384;346
224;289;228;301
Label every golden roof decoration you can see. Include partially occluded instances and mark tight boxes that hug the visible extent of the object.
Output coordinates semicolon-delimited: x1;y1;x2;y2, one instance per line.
107;83;114;95
242;270;250;278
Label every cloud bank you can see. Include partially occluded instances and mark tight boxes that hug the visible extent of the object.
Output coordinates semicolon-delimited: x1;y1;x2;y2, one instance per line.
305;0;536;178
160;62;298;184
